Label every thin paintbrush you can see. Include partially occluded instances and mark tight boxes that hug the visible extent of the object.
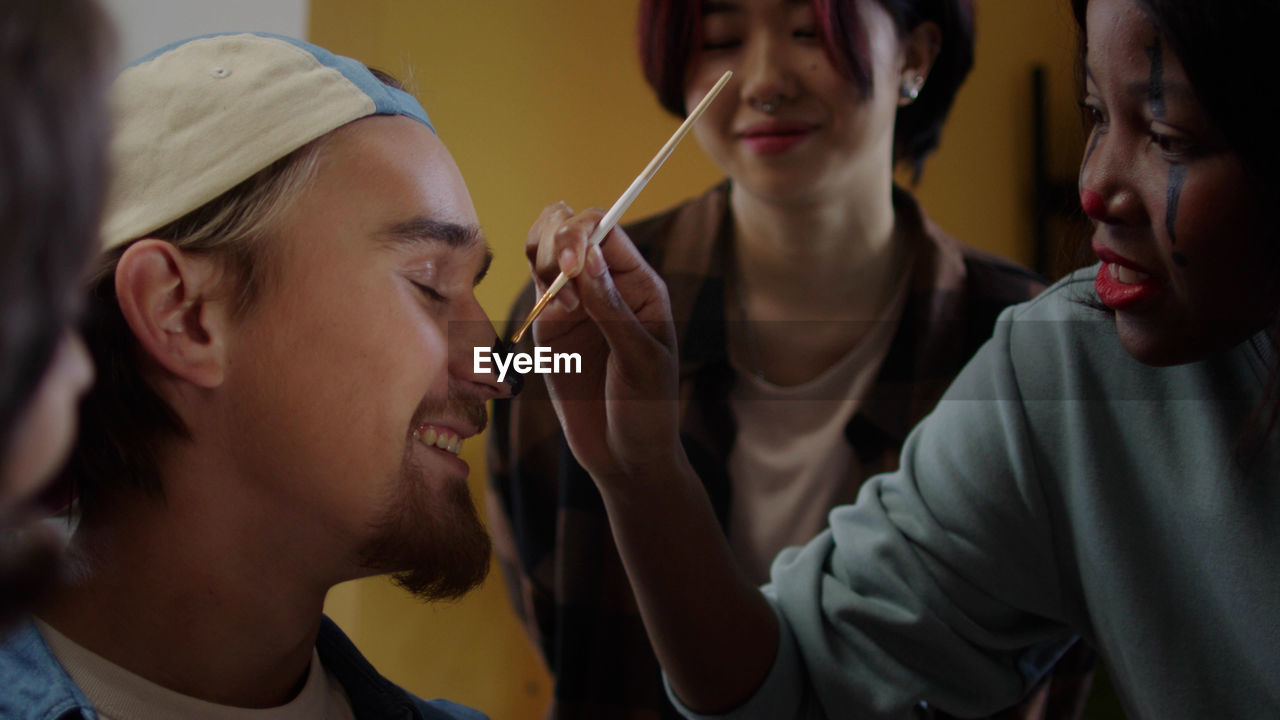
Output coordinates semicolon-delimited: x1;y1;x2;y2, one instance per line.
509;70;733;344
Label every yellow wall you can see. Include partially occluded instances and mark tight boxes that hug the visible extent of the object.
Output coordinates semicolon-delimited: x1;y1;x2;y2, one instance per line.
907;1;1084;264
309;2;1085;718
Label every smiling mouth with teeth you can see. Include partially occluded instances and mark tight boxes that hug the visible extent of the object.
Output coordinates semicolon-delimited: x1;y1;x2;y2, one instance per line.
1108;262;1151;284
413;424;463;456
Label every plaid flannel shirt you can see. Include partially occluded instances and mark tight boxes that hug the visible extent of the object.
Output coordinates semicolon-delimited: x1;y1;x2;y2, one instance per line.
487;182;1093;720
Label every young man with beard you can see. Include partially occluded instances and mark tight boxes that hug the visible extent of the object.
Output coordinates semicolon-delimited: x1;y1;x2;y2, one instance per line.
0;34;511;718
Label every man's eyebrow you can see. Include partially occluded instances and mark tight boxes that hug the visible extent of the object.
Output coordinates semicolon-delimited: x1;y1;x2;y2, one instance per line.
381;217;481;249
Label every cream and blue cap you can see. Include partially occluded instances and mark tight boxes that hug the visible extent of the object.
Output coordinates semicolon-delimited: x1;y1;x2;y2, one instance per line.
101;32;433;250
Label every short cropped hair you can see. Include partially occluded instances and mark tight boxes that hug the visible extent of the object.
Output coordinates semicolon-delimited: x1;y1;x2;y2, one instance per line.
0;0;113;460
637;0;975;178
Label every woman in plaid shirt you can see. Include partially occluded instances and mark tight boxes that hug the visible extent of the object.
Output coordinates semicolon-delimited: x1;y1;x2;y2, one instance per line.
488;0;1092;717
510;0;1280;717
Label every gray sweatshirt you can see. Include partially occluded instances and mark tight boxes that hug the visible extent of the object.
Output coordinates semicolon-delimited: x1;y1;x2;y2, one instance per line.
672;267;1280;719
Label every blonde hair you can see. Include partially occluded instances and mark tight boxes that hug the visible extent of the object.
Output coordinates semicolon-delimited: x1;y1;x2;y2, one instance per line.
71;135;329;512
90;135;328;318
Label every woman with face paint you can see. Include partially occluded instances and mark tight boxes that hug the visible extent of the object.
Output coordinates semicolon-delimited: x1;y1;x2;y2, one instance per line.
519;0;1280;717
0;0;111;631
488;1;1094;716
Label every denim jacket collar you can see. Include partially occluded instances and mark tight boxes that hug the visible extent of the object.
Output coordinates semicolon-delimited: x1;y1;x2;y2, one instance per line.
0;619;95;720
0;616;483;720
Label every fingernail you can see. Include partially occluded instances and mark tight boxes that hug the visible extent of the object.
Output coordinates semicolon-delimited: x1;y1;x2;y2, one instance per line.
560;248;578;275
586;245;607;278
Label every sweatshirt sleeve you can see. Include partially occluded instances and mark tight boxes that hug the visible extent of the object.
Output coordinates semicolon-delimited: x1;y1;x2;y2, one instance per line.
670;302;1081;719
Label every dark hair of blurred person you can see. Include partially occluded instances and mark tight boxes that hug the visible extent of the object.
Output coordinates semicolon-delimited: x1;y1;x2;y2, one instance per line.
0;0;112;628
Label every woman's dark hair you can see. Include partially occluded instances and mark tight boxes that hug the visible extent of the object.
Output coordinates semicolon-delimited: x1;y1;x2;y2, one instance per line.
637;0;976;179
1071;0;1280;198
0;0;113;463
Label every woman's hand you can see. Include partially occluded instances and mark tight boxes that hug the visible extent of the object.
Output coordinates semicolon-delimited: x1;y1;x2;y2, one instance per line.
521;203;779;714
524;203;683;484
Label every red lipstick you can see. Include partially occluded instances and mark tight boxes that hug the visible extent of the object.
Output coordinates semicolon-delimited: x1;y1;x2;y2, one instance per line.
1092;244;1163;310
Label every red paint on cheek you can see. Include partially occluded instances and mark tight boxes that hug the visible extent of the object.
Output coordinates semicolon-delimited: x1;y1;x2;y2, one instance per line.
1081;188;1106;220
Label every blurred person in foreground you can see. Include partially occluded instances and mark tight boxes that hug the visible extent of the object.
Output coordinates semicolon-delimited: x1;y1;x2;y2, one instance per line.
0;0;110;631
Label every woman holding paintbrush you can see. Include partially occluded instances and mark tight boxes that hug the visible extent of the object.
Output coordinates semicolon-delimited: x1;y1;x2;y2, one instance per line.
488;1;1092;718
511;0;1280;716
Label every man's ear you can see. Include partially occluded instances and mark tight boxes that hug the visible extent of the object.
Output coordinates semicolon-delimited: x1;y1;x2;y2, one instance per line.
898;21;943;107
114;239;230;388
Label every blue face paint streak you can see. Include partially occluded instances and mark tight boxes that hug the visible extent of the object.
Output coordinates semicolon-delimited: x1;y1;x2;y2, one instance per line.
1080;131;1103;195
1167;163;1188;266
1148;33;1189;268
1147;38;1166;118
1084;130;1102;165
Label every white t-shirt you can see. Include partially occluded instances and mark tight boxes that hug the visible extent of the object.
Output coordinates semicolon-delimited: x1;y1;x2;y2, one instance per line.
36;619;356;720
727;270;910;585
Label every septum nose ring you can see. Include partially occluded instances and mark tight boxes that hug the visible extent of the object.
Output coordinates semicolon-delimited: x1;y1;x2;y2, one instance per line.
758;95;782;114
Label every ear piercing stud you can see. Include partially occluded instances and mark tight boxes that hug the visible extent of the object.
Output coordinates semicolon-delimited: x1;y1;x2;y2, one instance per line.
899;75;924;103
